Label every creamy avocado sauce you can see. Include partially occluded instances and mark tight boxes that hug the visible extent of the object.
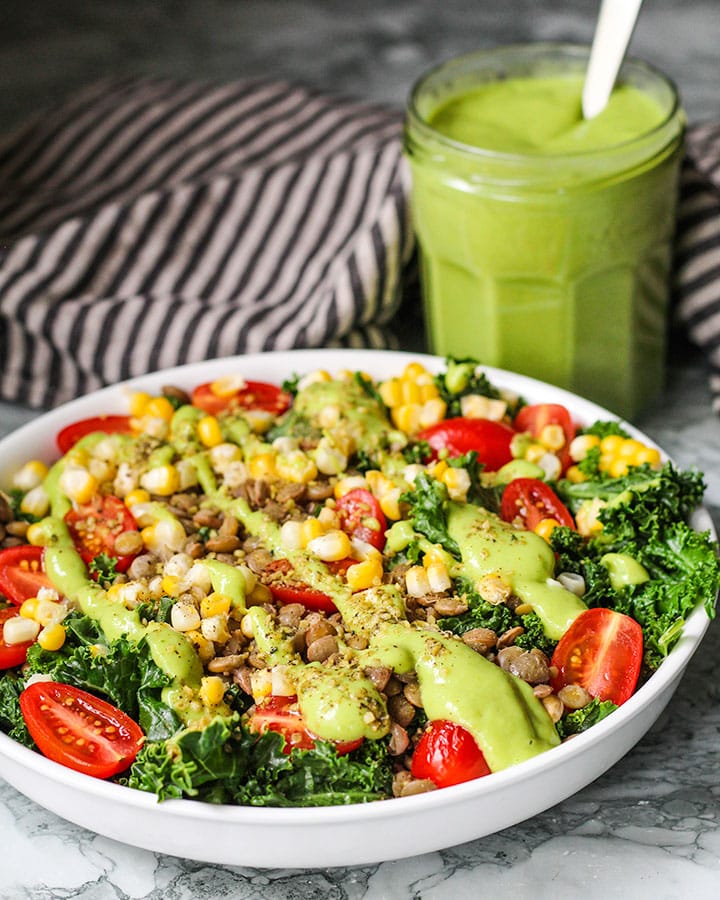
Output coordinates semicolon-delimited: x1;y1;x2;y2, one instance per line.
370;622;559;770
447;501;586;641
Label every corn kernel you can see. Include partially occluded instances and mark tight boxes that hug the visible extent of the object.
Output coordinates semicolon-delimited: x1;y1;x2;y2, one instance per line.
145;396;175;422
20;485;50;518
534;518;561;542
405;565;431;598
250;668;273;700
140;464;181;496
240;614;255;639
248;452;277;479
565;465;586;484
197;415;223;448
608;458;629;479
12;460;49;492
459;394;507;421
201;592;232;618
59;465;99;504
442;467;470;502
379;378;402;408
334;475;368;498
403;362;428;380
346;556;384;592
37;623;66;652
279;519;304;551
418;398;447;429
391;404;422;434
128;391;152;416
477;573;512;605
200;614;230;643
569;434;601;462
171;601;201;632
314;440;347;476
2;616;40;644
379;488;401;521
318;404;341;429
114;462;140;497
575;498;605;536
539;424;566;452
210;374;247;397
426;561;451;593
35;598;67;626
186;629;216;663
271;665;296;697
208;442;242;470
161;575;180;597
307;529;352;562
635;446;661;468
300;517;326;545
296;369;331;391
19;597;39;619
24;522;44;546
275;450;317;484
600;435;624;455
199;676;226;707
243;409;275;434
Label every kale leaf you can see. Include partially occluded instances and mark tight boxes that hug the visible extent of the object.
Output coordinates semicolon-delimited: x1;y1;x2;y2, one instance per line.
400;472;460;558
556;698;618;739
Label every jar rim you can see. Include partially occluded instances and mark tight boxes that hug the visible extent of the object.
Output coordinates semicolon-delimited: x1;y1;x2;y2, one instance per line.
406;43;683;164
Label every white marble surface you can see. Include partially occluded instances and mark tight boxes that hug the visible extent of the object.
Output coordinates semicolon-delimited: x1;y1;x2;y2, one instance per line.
1;1;720;897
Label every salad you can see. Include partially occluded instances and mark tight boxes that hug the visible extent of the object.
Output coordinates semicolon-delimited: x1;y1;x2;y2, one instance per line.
0;357;717;807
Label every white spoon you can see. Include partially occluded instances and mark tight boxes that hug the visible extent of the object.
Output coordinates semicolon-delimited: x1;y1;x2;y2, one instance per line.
582;0;644;120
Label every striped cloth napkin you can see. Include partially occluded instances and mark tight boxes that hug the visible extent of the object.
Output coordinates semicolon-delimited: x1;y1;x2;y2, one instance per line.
0;78;717;414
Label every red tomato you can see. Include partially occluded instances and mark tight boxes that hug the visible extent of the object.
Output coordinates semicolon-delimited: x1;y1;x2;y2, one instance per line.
514;404;576;471
0;608;34;669
336;488;387;551
411;720;491;788
191;380;291;416
550;607;643;706
247;695;362;755
264;558;340;612
19;682;144;778
57;415;132;454
417;418;514;471
500;478;575;530
64;495;140;575
0;545;55;606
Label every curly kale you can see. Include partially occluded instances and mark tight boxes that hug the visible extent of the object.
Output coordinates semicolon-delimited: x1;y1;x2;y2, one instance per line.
126;717;393;806
400;472;460;558
556;698;618;739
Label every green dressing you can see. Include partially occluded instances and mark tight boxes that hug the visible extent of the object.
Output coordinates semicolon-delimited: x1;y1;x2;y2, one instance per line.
447;502;586;640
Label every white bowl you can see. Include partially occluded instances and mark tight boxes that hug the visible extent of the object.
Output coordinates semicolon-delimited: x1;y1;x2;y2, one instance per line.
0;349;713;868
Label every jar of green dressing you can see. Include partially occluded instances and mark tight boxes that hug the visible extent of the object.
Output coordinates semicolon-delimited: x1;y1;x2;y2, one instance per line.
404;44;685;418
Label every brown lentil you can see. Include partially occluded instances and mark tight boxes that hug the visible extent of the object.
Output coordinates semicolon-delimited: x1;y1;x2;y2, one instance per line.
114;530;145;557
306;634;338;662
497;625;525;649
387;694;415;728
433;596;469;616
461;627;497;654
207;654;246;673
399;779;436;798
388;723;410;756
557;684;593;710
205;534;242;553
542;694;564;723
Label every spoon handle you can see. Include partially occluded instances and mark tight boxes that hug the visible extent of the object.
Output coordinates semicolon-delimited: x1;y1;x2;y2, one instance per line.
582;0;644;120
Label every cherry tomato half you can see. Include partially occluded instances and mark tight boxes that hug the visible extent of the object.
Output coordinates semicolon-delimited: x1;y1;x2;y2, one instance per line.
514;403;576;472
336;488;387;551
500;478;575;531
57;415;132;455
417;418;514;472
19;681;144;778
264;559;338;613
64;495;140;575
0;608;34;669
191;380;291;417
411;720;491;788
550;607;643;706
0;545;55;606
247;695;362;755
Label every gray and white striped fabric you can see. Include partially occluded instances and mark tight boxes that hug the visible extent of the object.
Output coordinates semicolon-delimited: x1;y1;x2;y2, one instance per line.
0;78;413;408
674;122;720;414
0;80;719;414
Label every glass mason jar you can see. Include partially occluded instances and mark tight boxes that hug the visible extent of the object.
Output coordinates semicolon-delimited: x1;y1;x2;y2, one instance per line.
404;44;685;418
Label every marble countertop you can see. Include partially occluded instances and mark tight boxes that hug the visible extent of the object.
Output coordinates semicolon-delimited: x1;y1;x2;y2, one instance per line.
1;1;719;897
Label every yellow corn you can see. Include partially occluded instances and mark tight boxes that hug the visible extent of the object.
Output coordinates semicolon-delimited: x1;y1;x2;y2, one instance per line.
200;614;230;643
125;488;151;508
37;623;66;652
300;517;326;545
565;465;587;484
379;378;403;408
524;443;547;465
170;601;202;632
200;592;232;618
275;450;318;484
185;629;216;663
197;415;224;448
307;529;353;562
161;575;180;597
441;467;470;502
59;465;98;504
426;560;451;593
25;522;47;546
334;475;368;499
403;362;429;381
19;597;39;619
405;565;431;598
459;394;507;421
534;518;561;542
346;556;384;592
12;460;49;492
2;616;40;645
128;391;153;416
428;460;448;480
296;369;332;391
140;464;181;496
608;458;629;479
569;434;601;462
199;676;226;707
539;424;566;452
20;485;50;518
34;598;65;627
248;452;277;479
210;374;247;397
635;445;661;467
243;409;275;434
145;396;175;422
378;488;401;521
600;434;625;455
575;498;605;536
